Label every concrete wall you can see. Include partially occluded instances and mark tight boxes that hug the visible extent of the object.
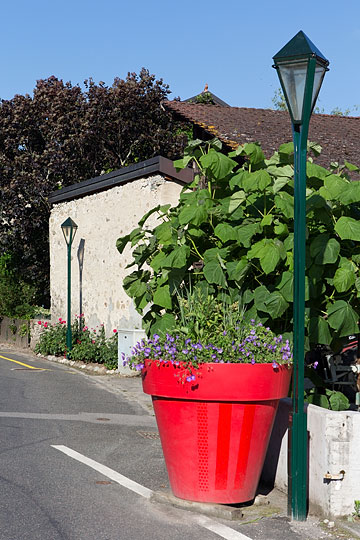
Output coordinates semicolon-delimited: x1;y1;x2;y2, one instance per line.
50;175;183;335
262;399;360;517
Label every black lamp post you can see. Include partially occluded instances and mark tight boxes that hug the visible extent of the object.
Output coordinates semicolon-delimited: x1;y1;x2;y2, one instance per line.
273;31;329;522
61;217;78;355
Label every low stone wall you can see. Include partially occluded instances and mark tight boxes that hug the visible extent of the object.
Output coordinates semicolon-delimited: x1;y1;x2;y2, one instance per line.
262;399;360;517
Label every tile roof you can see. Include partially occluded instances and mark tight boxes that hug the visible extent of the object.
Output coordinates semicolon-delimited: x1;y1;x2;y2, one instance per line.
166;101;360;172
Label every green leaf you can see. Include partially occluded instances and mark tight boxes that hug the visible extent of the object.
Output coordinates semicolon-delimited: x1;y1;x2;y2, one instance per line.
273;177;291;193
274;192;294;219
309;234;340;264
203;247;229;263
199;149;237;179
243;143;265;165
236;223;260;248
254;285;270;312
264;291;289;318
333;261;356;293
154;221;173;244
129;227;145;246
267;164;293;178
306;392;329;409
328;391;350;411
225;191;247;213
261;214;273;227
229;171;251;190
116;234;130;254
306;162;328;179
248;238;284;274
184;139;203;151
344;160;360;172
164;245;190;268
335;216;360;241
150;313;176;337
153;285;172;309
226;259;249;283
203;259;227;287
309;317;331;345
308;141;322;157
338;181;360;205
209;137;222;150
278;142;294;156
123;271;150;298
138;205;160;226
150;251;168;272
318;175;349;201
255;170;272;191
274;222;288;236
179;202;207;226
276;271;293;302
214;223;238;243
327;300;359;337
243;289;254;304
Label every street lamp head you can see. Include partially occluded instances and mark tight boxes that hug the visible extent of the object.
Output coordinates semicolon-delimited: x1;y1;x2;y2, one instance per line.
273;31;329;125
61;217;78;246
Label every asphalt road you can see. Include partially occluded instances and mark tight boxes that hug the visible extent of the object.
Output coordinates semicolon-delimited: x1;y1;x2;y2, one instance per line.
0;348;357;540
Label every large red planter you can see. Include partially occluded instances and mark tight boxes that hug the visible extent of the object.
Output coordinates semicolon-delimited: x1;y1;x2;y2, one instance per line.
142;361;292;504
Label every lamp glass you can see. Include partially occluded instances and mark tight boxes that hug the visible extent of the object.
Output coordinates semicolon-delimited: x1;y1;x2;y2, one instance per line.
311;63;327;112
61;218;78;246
277;60;308;122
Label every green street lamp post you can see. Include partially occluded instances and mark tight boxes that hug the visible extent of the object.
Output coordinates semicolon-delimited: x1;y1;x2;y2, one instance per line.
273;31;329;521
61;217;78;356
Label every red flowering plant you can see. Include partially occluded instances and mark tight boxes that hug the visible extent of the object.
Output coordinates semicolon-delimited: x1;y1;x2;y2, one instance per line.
35;316;118;369
122;289;292;382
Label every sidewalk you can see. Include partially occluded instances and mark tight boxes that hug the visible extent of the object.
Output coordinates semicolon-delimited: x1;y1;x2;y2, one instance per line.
2;343;360;540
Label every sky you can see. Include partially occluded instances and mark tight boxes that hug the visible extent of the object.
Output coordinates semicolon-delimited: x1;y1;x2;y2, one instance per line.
1;0;360;115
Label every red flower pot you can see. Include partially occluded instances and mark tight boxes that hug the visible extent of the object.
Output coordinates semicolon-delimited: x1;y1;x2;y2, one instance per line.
142;361;292;504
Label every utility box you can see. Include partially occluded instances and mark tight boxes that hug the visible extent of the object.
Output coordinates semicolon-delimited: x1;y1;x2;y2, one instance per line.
117;328;146;375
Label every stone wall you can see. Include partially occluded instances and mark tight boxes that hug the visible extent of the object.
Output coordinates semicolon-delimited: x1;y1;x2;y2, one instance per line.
50;174;183;335
262;399;360;517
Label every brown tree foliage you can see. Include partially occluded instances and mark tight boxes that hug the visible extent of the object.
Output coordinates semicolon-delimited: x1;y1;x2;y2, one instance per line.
0;69;189;306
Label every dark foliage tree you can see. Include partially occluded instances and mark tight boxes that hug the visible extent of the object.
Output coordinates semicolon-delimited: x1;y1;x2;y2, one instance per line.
0;69;189;307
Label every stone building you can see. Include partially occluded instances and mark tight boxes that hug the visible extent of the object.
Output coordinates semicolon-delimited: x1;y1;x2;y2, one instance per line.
48;157;192;333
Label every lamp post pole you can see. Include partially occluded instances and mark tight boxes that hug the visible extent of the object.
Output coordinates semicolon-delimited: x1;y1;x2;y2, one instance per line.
61;217;78;357
66;236;73;353
273;32;329;521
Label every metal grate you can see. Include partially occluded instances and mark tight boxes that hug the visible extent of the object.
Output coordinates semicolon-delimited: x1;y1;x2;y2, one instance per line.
137;431;160;440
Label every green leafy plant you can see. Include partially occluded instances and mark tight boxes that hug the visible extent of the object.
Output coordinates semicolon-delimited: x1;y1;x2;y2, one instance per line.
117;138;360;354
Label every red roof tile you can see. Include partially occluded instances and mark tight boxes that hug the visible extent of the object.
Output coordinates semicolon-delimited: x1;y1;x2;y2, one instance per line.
166;101;360;172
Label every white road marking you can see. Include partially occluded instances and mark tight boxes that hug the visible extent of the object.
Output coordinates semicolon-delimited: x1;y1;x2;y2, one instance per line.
51;445;254;540
51;445;152;498
193;515;254;540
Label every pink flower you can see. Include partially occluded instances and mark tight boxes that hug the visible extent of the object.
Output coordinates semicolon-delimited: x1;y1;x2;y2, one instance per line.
44;322;48;328
113;329;117;333
62;320;66;325
83;326;88;331
37;321;42;325
59;318;62;322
